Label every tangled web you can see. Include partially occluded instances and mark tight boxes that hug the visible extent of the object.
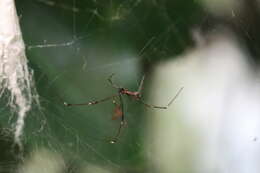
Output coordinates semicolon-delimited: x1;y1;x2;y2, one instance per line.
0;0;205;172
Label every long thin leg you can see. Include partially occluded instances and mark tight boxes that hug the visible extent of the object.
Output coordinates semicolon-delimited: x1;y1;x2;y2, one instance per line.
64;95;117;107
109;121;125;144
137;75;145;95
139;87;184;109
108;73;120;89
109;94;126;143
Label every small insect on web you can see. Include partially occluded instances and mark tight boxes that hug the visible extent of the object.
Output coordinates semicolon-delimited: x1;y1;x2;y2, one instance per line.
63;74;183;143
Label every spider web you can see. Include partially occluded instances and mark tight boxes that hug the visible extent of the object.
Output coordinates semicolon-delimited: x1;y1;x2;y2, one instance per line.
0;0;206;172
1;0;259;172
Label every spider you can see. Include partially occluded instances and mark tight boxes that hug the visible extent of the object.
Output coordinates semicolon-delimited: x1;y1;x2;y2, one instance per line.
64;74;183;143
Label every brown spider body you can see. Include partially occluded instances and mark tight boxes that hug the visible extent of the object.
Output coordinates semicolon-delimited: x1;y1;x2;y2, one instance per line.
119;88;141;100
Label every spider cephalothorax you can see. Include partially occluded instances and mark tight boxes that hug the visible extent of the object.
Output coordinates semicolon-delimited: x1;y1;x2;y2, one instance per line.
119;88;141;100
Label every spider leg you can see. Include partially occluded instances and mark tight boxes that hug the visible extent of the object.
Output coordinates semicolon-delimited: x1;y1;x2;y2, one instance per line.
139;100;168;109
108;73;120;89
64;95;117;107
109;94;126;143
109;121;126;144
139;87;184;109
137;75;145;95
166;87;184;106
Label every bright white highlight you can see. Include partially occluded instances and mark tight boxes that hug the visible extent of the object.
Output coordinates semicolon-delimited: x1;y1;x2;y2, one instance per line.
0;0;38;150
146;31;260;173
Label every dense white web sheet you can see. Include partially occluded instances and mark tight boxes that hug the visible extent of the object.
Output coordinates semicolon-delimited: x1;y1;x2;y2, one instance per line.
0;0;39;153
